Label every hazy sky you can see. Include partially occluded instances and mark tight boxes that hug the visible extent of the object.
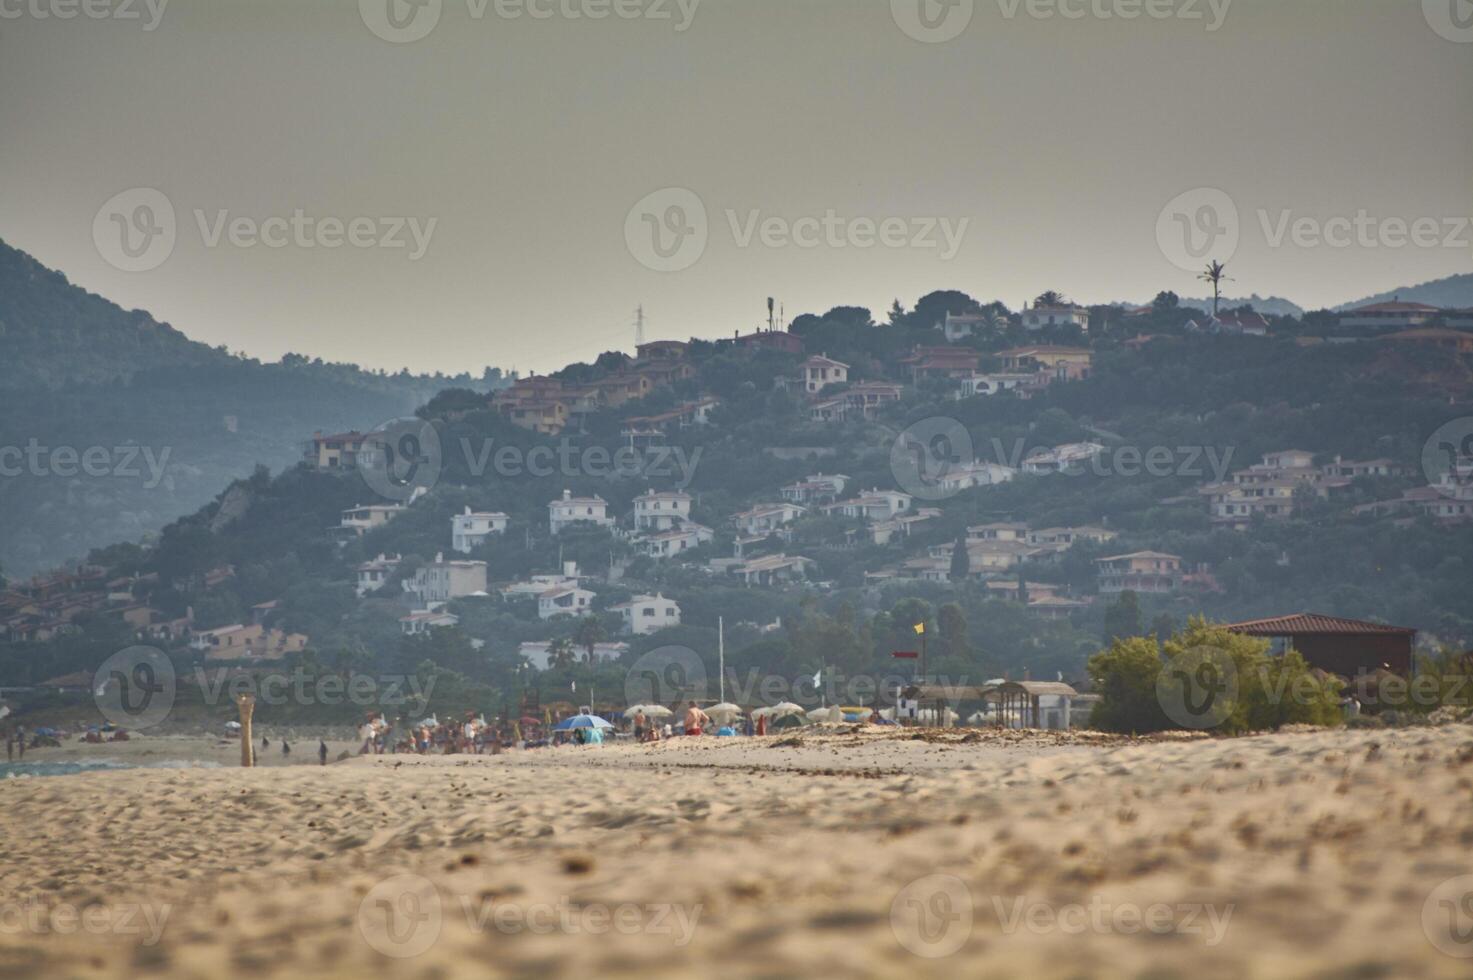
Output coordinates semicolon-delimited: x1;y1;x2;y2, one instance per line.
1;0;1469;374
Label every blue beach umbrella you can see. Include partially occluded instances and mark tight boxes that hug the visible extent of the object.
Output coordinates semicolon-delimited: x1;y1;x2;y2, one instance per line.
552;713;613;731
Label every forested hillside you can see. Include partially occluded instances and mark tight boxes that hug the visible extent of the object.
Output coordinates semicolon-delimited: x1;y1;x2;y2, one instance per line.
0;240;505;575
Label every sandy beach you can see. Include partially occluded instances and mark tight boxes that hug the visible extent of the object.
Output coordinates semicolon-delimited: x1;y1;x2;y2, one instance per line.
3;724;1473;978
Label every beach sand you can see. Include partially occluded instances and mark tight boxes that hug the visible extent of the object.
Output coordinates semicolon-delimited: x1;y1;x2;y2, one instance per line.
3;724;1472;978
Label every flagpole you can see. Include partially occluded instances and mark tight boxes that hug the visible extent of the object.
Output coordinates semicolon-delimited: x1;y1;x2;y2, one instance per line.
718;615;725;703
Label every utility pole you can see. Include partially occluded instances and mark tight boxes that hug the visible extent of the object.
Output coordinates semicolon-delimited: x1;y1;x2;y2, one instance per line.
718;616;725;702
635;305;646;347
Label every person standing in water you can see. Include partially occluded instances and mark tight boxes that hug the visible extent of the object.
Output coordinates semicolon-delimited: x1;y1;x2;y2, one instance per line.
318;740;328;765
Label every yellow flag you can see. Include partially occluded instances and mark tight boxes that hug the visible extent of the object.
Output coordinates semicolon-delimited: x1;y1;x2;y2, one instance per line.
913;622;926;635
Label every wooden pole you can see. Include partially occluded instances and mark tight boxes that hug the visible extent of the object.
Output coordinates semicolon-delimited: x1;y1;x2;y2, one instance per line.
237;693;255;767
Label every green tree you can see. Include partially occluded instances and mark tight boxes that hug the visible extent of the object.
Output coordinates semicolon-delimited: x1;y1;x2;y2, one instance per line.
1103;591;1142;643
548;637;576;671
573;616;608;663
948;535;970;582
938;603;968;662
1086;635;1170;733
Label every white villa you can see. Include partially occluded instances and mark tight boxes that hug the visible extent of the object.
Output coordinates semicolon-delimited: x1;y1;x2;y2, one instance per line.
1022;442;1106;475
732;502;806;537
355;553;401;597
451;507;509;553
399;609;459;635
402;554;488;604
633;489;692;531
637;524;714;559
1020;302;1090;331
334;503;405;541
610;593;682;635
822;489;913;522
549;489;615;535
959;373;1036;398
801;355;849;394
538;586;596;620
732;553;813;586
780;473;849;504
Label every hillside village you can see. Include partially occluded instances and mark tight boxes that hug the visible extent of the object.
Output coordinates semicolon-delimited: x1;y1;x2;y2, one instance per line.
3;290;1472;712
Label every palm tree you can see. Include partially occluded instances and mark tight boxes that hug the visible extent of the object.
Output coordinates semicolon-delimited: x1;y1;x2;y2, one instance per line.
573;616;607;663
1198;261;1233;316
548;637;576;671
1035;290;1067;308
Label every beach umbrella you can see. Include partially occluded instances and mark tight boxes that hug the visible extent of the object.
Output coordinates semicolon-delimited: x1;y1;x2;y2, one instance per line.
552;713;614;731
805;706;844;723
623;704;673;720
705;702;743;723
765;702;806;718
224;720;242;730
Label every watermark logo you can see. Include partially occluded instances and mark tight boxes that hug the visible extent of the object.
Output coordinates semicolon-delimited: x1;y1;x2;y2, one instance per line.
890;0;973;43
891;416;975;501
0;441;170;488
625;187;708;272
0;901;173;947
361;417;443;502
891;874;973;958
624;645;707;705
1421;417;1473;500
0;0;169;30
1156;187;1238;272
990;894;1233;944
93;646;176;730
359;874;443;958
995;0;1231;31
1423;874;1473;958
1156;645;1237;730
93;188;176;273
1424;0;1473;42
360;0;442;42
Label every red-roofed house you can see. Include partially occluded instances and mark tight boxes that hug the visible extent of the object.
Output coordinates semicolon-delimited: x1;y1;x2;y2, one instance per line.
1224;613;1416;676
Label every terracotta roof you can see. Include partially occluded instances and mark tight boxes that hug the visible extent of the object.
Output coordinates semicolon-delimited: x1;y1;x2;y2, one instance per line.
1224;613;1416;636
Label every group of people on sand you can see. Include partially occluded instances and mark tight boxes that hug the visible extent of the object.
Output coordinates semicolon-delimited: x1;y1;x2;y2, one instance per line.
355;712;508;757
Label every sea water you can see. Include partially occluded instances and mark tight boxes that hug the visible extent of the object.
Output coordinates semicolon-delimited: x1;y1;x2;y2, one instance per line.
0;759;222;779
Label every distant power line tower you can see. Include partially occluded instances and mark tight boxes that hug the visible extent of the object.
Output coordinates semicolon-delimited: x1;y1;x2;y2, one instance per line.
634;304;646;347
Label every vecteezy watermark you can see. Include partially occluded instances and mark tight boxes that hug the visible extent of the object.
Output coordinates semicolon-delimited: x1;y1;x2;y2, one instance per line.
357;874;702;958
456;437;702;487
92;188;436;273
352;417;705;503
891;417;976;501
995;0;1231;30
93;649;439;730
890;0;974;43
0;901;173;947
624;187;969;272
1422;417;1473;501
891;0;1230;43
990;894;1234;945
359;417;444;504
891;874;973;958
0;0;168;30
1423;874;1473;958
1156;187;1472;272
1156;645;1238;730
1156;187;1240;272
890;417;1236;501
0;440;170;489
359;0;699;44
1423;0;1473;43
624;645;708;705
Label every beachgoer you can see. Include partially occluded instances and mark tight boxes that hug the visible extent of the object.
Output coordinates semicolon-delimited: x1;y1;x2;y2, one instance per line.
5;730;12;762
262;734;269;750
633;710;647;742
756;713;768;737
15;725;23;759
319;740;328;765
282;740;291;757
683;702;709;736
